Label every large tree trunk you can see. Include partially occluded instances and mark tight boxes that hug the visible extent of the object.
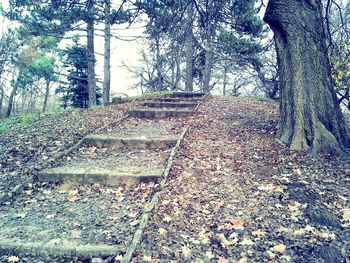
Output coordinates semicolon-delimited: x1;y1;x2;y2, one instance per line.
87;0;97;107
264;0;350;156
103;0;111;106
185;0;194;92
42;80;51;113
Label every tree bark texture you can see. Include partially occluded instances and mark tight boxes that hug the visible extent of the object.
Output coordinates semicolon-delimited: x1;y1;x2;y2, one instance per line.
264;0;350;155
185;0;194;92
42;80;50;113
155;37;163;90
223;64;228;96
87;0;97;107
6;85;18;118
103;0;111;105
202;0;214;93
0;80;4;118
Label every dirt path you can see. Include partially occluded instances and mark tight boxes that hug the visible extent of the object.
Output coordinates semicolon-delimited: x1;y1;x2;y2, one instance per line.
133;96;350;263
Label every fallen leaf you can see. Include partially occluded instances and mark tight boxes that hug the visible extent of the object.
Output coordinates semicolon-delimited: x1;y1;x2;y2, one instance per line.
163;215;172;222
217;233;232;248
16;213;27;219
142;255;152;262
181;245;191;258
45;214;55;219
238;257;248;263
229;217;244;230
68;189;78;196
217;256;229;263
316;231;336;239
130;220;139;226
258;184;276;192
215;199;225;211
272;244;286;254
240;237;254;246
342;208;350;222
68;195;80;202
205;250;215;260
293;229;306;236
115;254;123;261
252;229;267;238
7;256;20;263
159;227;167;236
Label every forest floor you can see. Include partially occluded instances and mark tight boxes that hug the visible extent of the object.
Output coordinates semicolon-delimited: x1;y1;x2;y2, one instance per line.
0;96;349;263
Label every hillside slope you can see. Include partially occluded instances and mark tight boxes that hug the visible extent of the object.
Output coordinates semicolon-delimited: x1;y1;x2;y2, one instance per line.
0;96;349;263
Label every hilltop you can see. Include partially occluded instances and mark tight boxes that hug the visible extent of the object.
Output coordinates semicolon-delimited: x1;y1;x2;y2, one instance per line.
0;95;349;263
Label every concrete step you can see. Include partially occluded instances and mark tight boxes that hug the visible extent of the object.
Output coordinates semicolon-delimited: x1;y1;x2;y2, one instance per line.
0;182;156;258
129;109;195;118
143;102;197;108
37;148;169;185
83;134;178;149
168;92;205;98
37;164;163;185
151;97;199;103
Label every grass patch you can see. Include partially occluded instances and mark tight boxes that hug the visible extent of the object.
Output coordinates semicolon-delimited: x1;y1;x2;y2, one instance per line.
246;95;275;102
0;109;70;133
20;113;39;123
0;118;17;133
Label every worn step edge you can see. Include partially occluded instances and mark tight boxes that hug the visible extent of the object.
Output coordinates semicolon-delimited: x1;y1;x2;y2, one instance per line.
129;109;195;118
122;128;188;263
151;97;202;103
0;239;124;257
37;169;163;185
143;102;198;108
167;92;206;98
82;135;178;149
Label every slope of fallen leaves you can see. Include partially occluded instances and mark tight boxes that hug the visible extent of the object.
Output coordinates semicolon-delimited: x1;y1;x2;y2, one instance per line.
0;103;133;193
133;96;350;263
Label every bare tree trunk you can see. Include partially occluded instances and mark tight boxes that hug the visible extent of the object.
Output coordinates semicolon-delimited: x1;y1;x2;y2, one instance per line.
203;41;213;92
42;80;51;113
203;0;214;93
6;85;18;118
171;57;175;89
175;52;181;89
103;0;111;106
264;0;350;155
185;0;194;92
0;82;4;118
87;0;97;107
223;64;228;96
155;37;163;90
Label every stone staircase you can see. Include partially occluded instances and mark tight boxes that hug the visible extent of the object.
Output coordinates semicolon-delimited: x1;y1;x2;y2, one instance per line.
0;92;205;261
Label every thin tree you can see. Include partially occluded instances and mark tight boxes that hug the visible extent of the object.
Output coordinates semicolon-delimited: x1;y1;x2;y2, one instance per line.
185;0;194;92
